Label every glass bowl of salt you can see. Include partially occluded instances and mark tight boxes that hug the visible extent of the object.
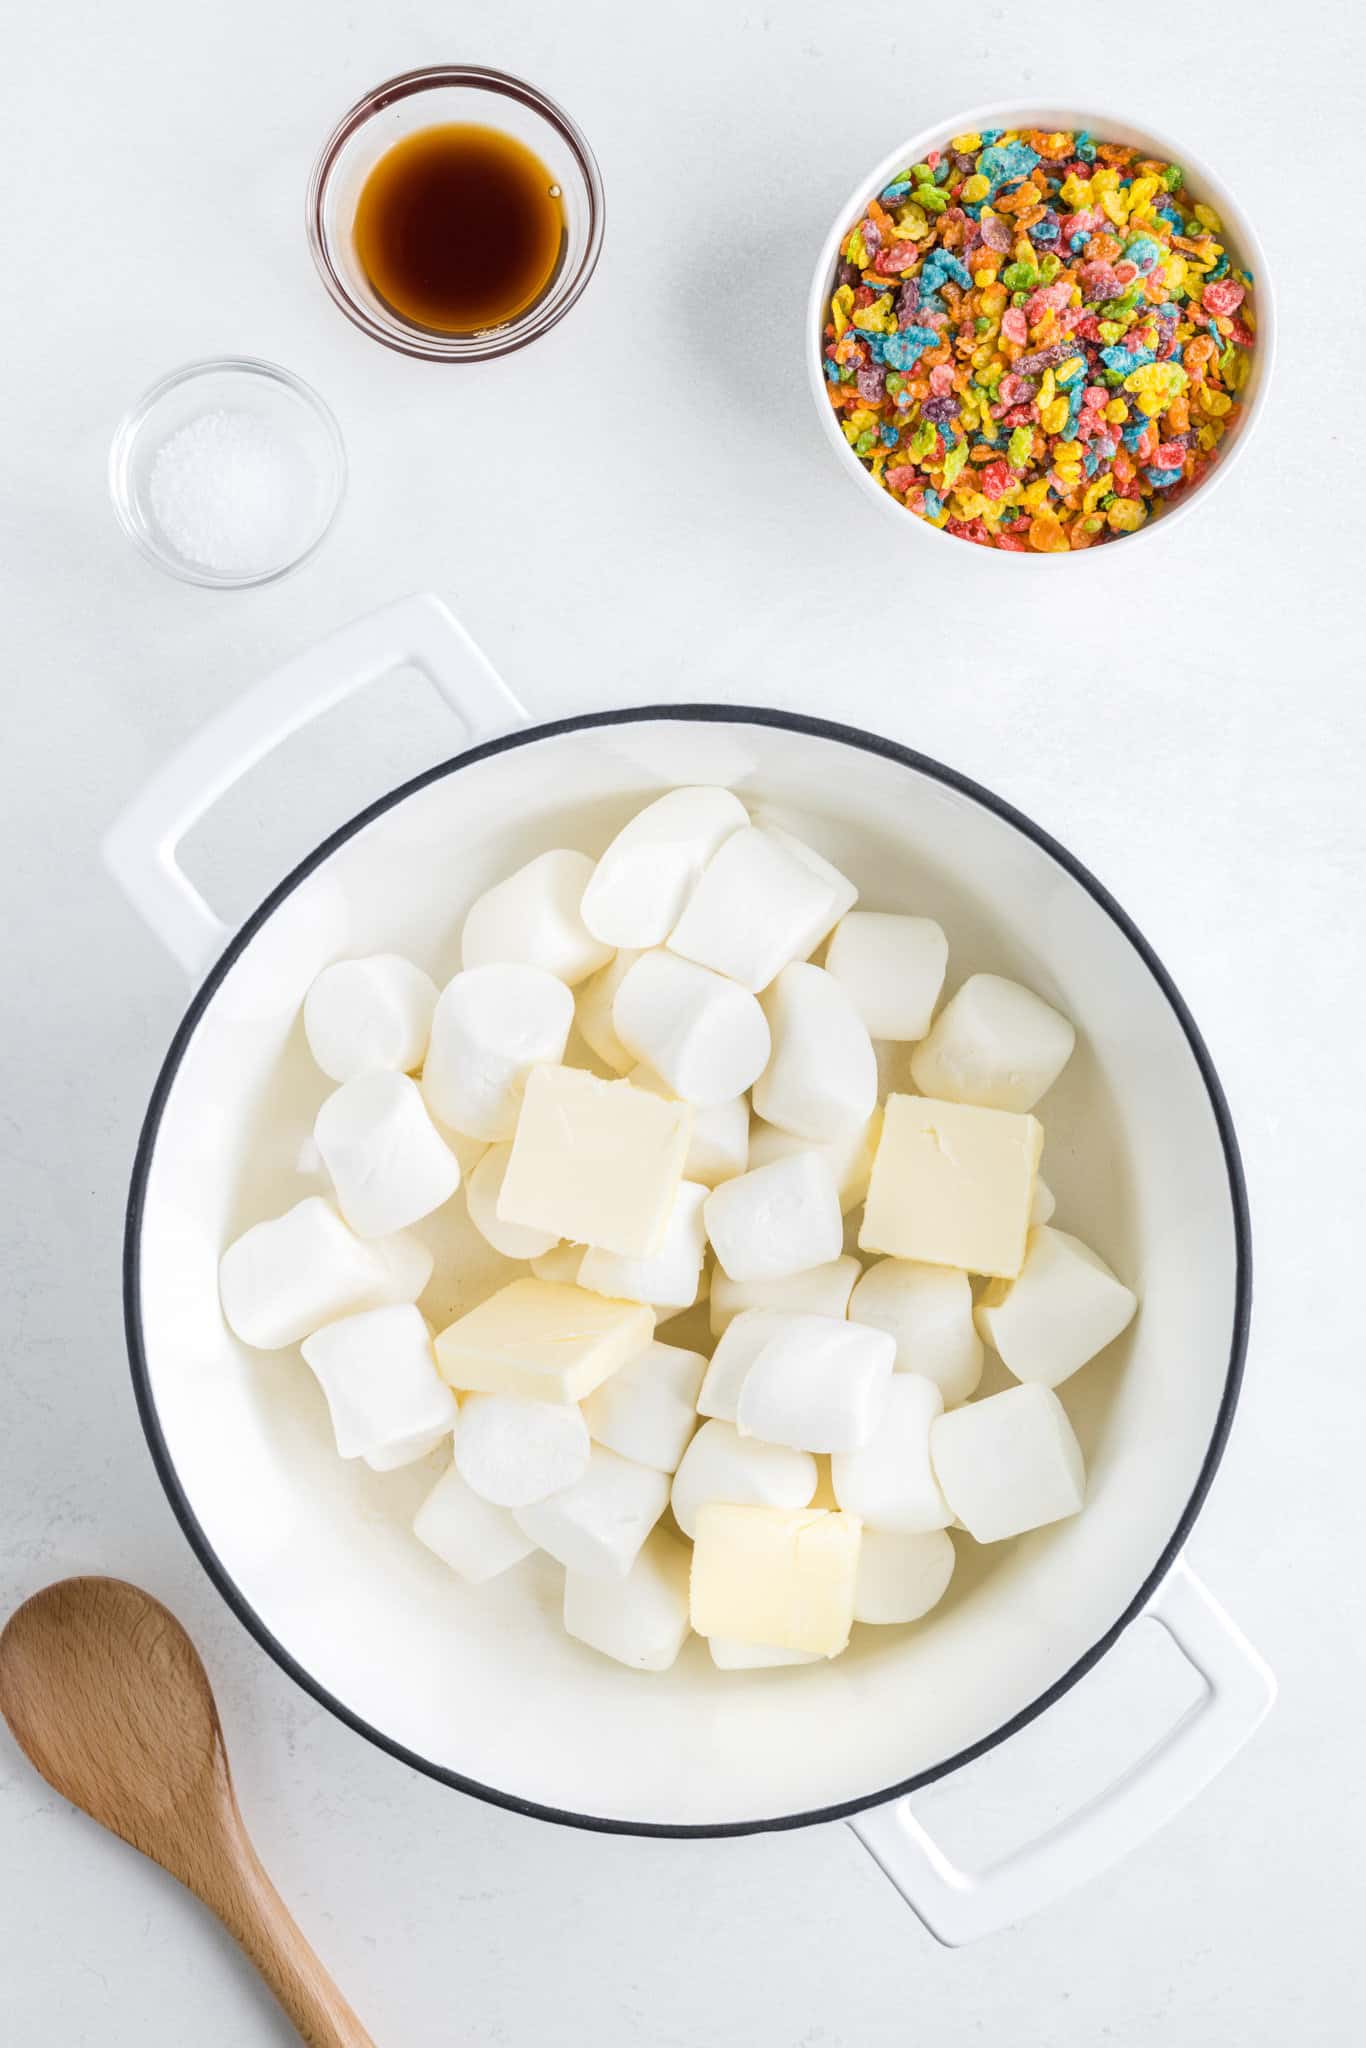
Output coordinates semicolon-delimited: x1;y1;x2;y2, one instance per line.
109;357;346;588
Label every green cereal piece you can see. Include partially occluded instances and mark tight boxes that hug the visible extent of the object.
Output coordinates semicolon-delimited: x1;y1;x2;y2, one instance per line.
917;185;949;214
854;429;877;456
1007;425;1033;470
942;442;968;486
974;315;991;334
908;420;937;460
1038;253;1062;282
1002;261;1037;291
1164;164;1184;191
910;162;935;184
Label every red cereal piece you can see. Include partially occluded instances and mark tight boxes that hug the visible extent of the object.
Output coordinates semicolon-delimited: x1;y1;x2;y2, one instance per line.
1201;279;1245;316
1001;308;1028;345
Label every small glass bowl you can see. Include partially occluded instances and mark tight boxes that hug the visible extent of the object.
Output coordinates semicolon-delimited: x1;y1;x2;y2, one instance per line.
109;357;346;588
307;64;605;361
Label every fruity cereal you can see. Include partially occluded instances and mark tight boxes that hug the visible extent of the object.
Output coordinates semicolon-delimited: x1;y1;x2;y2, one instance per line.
822;128;1255;551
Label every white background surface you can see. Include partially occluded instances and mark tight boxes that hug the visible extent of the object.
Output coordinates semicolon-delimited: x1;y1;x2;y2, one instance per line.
3;1;1364;2041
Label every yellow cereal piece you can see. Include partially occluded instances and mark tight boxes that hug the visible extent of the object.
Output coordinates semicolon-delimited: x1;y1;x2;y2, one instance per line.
1166;255;1188;294
852;292;894;334
1028;512;1069;553
831;284;854;338
1083;474;1114;515
895;203;930;240
1199;387;1233;416
1197;419;1225;450
1223;349;1249;391
1060;173;1092;208
1091;166;1120;194
1057;357;1085;384
981;283;1007;315
1021;478;1053;510
1039;368;1056;409
1104;397;1129;423
963;174;990;203
952;132;983;153
1101;188;1128;226
1128;175;1160;212
1040;397;1069;434
951;488;990;520
1193;202;1223;232
970;343;995;371
846;227;867;269
973;266;998;289
848;408;875;432
1106;498;1144;533
1054;439;1082;463
1013;236;1035;267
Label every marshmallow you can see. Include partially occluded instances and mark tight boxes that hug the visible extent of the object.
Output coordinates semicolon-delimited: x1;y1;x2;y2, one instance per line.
303;954;439;1083
854;1529;956;1625
910;973;1076;1112
709;1254;860;1337
708;1637;821;1669
300;1305;457;1468
613;951;770;1106
930;1384;1086;1543
690;1503;861;1657
219;1197;432;1351
831;1373;949;1531
515;1444;670;1580
564;1525;693;1671
848;1259;983;1406
736;1315;894;1453
761;823;860;954
435;1279;654;1403
497;1065;692;1257
860;1094;1042;1280
579;1182;708;1311
461;849;613;987
975;1226;1137;1389
422;964;573;1141
627;1066;749;1188
823;912;948;1042
704;1151;844;1283
413;1461;536;1583
668;826;855;993
454;1391;591;1506
531;1243;586;1286
582;1340;706;1472
314;1070;462;1238
671;1418;816;1539
575;951;642;1074
580;787;750;948
1031;1175;1056;1226
752;964;878;1141
465;1143;560;1260
747;1111;880;1214
697;1309;790;1423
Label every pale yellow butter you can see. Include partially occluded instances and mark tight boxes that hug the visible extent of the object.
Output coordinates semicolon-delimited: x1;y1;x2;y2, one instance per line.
690;1502;862;1656
859;1093;1042;1279
497;1064;693;1257
435;1278;654;1402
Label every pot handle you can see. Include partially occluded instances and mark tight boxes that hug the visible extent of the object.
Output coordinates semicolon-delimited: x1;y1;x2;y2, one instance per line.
848;1557;1274;1946
102;594;527;980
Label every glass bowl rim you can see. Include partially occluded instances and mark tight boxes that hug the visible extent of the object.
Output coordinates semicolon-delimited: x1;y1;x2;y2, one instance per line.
305;63;606;362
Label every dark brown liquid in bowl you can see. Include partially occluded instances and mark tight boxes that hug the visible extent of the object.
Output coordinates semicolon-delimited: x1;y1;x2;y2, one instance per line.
353;123;566;335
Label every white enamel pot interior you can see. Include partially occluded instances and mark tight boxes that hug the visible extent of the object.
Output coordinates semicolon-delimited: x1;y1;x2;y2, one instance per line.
111;599;1267;1937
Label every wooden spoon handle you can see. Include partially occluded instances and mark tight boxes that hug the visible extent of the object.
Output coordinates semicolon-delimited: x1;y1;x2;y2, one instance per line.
190;1820;378;2048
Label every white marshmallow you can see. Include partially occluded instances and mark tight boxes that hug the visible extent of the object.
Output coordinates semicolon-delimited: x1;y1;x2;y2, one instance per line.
515;1444;670;1580
314;1071;462;1238
627;1066;749;1188
300;1305;456;1468
422;964;574;1141
975;1226;1137;1389
575;951;642;1073
613;951;770;1106
854;1529;956;1625
736;1315;894;1453
831;1373;949;1531
668;826;855;993
582;1340;706;1472
910;973;1076;1112
531;1243;586;1286
1031;1175;1056;1226
697;1310;790;1423
219;1197;433;1351
465;1143;561;1260
671;1418;817;1539
303;954;439;1083
703;1151;843;1283
752;964;878;1141
579;1182;709;1310
823;912;948;1041
747;1111;880;1213
761;824;860;954
461;849;613;987
708;1637;821;1669
413;1461;536;1583
564;1525;692;1671
848;1260;983;1406
454;1391;591;1506
580;787;750;948
930;1383;1086;1543
709;1255;861;1337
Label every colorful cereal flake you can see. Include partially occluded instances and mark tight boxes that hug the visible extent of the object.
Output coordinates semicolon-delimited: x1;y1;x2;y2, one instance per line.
821;128;1255;551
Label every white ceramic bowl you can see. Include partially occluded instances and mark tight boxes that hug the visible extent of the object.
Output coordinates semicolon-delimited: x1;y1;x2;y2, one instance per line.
105;597;1271;1942
806;103;1275;558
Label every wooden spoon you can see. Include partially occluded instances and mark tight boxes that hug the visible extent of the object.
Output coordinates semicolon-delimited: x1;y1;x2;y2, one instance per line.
0;1575;376;2047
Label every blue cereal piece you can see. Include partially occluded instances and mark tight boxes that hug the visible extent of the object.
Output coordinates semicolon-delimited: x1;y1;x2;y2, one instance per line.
1075;132;1096;162
1145;465;1184;488
978;141;1041;192
1069;230;1091;254
824;356;842;384
881;326;940;371
1123;234;1161;275
923;488;943;518
1099;343;1155;377
1032;211;1060;242
881;180;913;202
881;423;900;447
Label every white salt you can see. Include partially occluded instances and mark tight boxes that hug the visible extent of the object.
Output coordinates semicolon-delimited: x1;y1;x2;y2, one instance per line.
148;409;318;577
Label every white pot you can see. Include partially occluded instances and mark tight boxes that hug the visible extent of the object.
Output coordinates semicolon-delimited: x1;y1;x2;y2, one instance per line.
106;596;1272;1943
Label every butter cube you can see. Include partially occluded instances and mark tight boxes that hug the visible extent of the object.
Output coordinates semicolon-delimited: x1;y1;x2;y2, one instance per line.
690;1503;862;1657
497;1064;693;1257
860;1093;1042;1279
435;1279;654;1403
